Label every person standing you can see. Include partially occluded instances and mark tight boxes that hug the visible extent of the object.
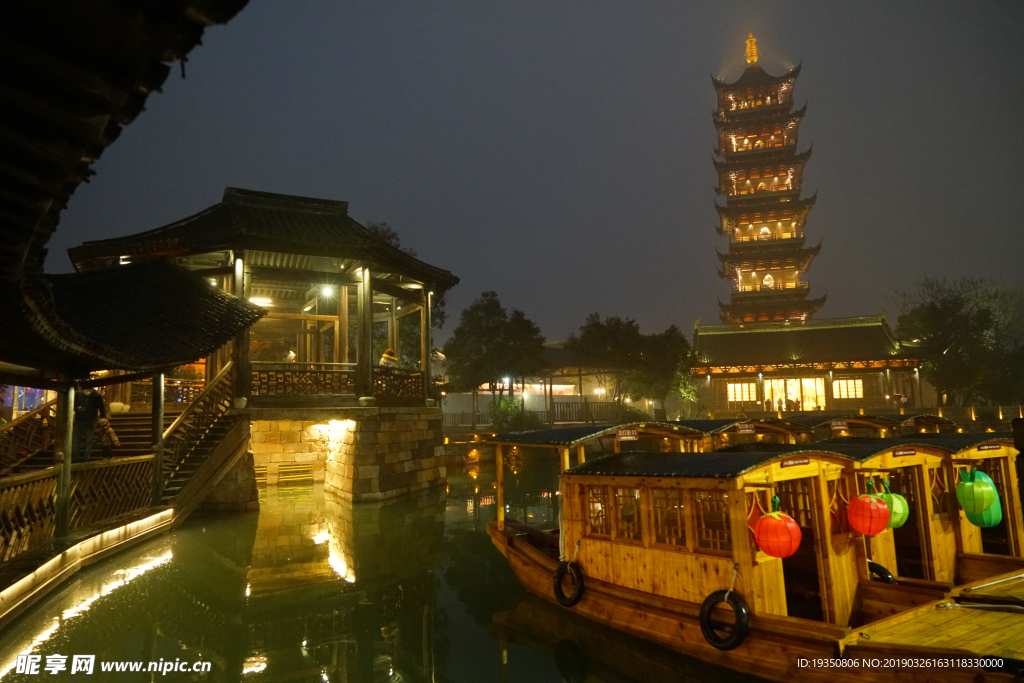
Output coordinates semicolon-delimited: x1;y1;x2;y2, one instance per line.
73;385;106;462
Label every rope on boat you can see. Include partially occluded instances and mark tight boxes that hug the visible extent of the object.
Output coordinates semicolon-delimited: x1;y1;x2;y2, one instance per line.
570;540;580;565
960;571;1024;593
725;565;740;602
939;602;1024;614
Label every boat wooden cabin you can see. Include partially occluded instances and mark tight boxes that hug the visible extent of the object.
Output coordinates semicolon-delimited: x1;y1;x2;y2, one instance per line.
672;417;812;450
488;441;1024;682
819;434;1022;585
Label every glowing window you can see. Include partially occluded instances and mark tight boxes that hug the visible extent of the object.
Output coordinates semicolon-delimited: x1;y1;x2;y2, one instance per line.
727;382;757;403
762;274;775;288
832;378;864;399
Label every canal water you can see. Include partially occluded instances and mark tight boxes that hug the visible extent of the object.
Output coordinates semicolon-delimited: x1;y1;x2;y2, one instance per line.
0;450;762;682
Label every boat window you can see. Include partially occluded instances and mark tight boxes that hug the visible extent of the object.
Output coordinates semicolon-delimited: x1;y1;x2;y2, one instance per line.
775;479;812;528
586;485;612;537
614;487;643;541
928;466;954;517
652;488;685;547
694;490;732;553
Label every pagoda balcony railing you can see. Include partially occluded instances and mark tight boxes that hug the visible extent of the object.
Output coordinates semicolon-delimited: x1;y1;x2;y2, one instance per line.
251;361;357;397
126;378;205;408
732;231;803;244
725;139;795;154
734;281;809;294
373;367;425;401
727;184;795;198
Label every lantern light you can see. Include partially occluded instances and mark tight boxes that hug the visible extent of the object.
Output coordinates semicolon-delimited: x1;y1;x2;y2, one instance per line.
964;471;1002;527
879;479;910;529
847;481;890;536
956;468;996;514
755;495;802;558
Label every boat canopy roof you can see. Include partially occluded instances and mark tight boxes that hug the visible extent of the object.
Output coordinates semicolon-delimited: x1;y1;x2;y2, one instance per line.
817;433;1014;461
669;418;811;434
490;421;703;447
565;449;834;479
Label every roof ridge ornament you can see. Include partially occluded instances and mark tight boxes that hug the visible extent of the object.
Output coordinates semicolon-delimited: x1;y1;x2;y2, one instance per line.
746;32;758;66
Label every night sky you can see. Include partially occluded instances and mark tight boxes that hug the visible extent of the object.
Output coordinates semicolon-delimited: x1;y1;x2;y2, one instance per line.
48;1;1024;343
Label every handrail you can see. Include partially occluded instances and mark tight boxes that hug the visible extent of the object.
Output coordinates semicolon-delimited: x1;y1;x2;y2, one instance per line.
0;399;56;433
163;361;233;441
0;454;158;488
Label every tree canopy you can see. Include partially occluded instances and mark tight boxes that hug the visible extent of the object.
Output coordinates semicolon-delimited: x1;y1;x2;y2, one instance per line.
442;292;545;393
893;277;1024;405
365;220;447;329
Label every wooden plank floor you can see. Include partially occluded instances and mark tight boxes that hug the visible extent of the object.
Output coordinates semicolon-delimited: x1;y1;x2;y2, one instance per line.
863;605;1024;658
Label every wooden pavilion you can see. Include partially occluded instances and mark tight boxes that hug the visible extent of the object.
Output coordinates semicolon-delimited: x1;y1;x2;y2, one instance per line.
69;187;460;407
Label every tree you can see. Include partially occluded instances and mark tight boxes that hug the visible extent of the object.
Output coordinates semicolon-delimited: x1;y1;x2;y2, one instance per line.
622;325;698;419
442;291;545;397
892;277;1024;405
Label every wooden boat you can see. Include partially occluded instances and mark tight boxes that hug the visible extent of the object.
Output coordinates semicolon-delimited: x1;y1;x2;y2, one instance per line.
486;432;1024;682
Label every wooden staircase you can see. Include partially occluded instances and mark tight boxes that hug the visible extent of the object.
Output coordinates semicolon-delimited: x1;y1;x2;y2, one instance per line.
161;414;241;504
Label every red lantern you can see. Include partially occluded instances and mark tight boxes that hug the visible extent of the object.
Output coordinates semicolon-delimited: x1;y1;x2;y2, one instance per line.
846;481;890;536
755;495;803;558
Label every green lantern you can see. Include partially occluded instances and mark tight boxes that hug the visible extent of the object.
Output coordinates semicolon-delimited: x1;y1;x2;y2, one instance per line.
879;479;910;529
964;471;1003;528
955;468;996;514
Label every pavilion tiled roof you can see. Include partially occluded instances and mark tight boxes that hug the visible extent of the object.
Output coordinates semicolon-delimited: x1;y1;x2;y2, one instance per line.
45;261;265;373
712;63;802;90
68;188;460;290
694;316;925;368
0;0;251;376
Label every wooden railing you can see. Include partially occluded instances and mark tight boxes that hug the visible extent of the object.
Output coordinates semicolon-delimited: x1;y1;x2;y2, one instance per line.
550;401;624;423
162;361;234;481
0;455;154;562
251;361;356;396
0;400;57;475
124;378;205;408
373;367;424;400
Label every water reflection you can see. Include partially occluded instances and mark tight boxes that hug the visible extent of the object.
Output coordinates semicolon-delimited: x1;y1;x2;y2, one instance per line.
0;447;763;682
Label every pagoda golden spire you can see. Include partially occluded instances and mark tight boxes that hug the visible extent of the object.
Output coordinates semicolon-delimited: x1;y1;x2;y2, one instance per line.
745;32;758;65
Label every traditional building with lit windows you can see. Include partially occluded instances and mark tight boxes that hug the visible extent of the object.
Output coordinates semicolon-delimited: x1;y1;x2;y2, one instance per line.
693;316;926;416
713;33;824;323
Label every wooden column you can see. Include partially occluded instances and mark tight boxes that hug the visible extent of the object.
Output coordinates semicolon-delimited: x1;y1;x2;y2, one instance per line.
357;265;373;397
151;372;165;505
55;382;74;538
548;373;555;426
232;251;251;398
576;443;586;465
340;285;349;363
560;447;571;474
495;444;504;530
389;296;398;354
422;290;433;400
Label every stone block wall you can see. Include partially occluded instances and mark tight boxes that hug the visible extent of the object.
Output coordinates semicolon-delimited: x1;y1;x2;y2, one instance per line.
200;451;260;512
245;406;445;503
324;407;446;503
250;419;326;485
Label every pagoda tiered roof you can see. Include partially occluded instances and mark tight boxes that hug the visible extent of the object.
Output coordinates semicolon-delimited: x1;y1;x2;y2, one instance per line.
713;146;812;171
717;293;827;325
717;241;821;276
712;63;802;91
715;195;816;234
713;103;806;129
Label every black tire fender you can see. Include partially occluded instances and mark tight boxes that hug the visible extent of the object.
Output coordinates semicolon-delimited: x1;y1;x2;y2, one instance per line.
867;560;896;584
553;561;585;607
698;590;750;651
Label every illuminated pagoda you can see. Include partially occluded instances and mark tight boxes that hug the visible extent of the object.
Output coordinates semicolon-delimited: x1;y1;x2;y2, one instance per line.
713;33;825;323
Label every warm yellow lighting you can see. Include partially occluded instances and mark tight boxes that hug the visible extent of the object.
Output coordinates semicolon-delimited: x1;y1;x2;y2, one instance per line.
312;531;329;545
249;297;272;305
321;285;333;297
745;33;758;65
243;657;267;674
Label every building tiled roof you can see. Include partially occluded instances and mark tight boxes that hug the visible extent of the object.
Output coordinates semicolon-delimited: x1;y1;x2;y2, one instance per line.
45;261;265;373
493;421;702;447
69;188;459;290
0;0;250;376
694;315;924;368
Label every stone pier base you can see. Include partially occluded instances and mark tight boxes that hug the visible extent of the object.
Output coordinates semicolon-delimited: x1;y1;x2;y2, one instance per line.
200;451;260;512
247;406;445;503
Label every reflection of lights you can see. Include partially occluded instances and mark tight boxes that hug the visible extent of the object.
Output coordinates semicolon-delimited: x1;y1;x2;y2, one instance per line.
243;656;268;674
312;531;329;545
0;551;173;678
249;297;272;305
245;583;251;597
328;552;356;583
